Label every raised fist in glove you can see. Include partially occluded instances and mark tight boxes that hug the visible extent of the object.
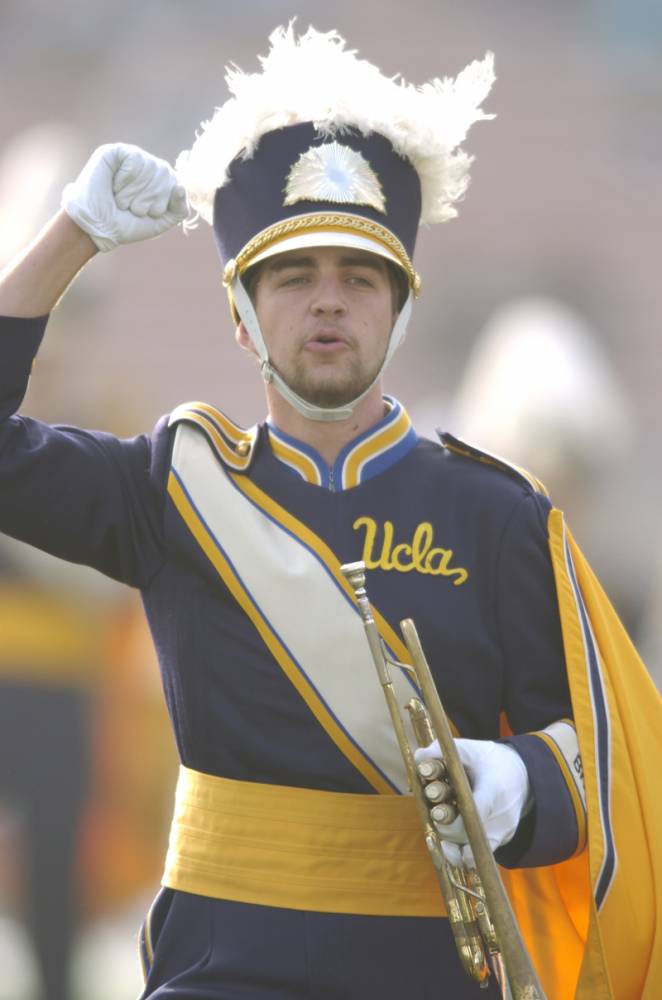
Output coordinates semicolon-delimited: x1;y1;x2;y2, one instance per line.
61;143;188;252
415;738;532;868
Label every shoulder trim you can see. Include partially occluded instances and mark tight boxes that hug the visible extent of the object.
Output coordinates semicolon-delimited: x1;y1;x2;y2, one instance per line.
438;432;549;497
169;401;258;472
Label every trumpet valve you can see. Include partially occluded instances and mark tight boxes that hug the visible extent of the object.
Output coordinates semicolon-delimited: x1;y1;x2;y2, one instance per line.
430;802;458;825
423;779;452;803
417;758;447;781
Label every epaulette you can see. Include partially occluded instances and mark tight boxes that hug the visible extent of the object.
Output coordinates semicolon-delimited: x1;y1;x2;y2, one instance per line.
169;402;258;472
438;432;549;498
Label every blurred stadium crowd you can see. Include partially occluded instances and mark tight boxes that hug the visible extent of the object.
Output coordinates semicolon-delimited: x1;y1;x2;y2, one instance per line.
1;1;661;997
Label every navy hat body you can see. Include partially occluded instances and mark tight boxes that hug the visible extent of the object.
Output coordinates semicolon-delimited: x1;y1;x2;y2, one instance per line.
213;121;421;280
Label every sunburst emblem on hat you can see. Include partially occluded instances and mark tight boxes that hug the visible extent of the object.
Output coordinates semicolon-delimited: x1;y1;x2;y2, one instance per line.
283;141;386;213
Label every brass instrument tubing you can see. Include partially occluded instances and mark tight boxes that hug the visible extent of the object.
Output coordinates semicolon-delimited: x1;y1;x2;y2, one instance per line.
399;617;546;1000
340;561;547;1000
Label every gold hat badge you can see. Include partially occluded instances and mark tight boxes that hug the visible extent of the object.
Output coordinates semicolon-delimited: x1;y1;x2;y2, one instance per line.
283;141;386;213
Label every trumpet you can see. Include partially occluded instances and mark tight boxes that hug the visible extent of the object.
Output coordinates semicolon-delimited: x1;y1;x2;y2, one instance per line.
341;561;546;1000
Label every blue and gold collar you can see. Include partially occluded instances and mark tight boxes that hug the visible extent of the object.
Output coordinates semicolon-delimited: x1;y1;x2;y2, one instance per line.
266;397;417;491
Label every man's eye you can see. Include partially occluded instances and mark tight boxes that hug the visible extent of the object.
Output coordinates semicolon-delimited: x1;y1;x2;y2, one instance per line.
280;274;309;286
347;274;373;287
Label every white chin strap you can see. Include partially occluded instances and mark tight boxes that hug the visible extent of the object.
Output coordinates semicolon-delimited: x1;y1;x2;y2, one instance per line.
232;274;413;422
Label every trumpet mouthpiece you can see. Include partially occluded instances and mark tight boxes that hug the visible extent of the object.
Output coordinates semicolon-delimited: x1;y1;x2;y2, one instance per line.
340;561;366;592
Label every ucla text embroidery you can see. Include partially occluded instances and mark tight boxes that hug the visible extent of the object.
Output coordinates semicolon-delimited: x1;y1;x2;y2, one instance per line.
353;517;469;585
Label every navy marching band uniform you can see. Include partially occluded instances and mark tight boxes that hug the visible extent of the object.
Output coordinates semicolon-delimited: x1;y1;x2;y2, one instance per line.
1;316;585;997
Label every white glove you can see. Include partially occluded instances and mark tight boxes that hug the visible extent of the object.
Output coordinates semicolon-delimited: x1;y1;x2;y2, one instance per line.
61;143;188;252
415;738;532;868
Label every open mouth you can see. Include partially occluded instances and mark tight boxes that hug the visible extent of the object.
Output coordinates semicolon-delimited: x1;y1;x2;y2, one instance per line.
307;331;349;351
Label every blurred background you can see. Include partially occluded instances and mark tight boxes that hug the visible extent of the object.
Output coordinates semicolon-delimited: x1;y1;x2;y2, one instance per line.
1;1;661;997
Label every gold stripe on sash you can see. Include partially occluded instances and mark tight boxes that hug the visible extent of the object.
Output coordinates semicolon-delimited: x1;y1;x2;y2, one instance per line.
162;766;447;918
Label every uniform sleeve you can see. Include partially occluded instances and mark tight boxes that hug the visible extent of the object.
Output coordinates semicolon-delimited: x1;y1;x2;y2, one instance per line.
0;315;169;587
493;490;586;868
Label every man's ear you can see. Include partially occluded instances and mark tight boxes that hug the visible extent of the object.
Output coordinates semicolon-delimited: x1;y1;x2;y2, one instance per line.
235;321;255;353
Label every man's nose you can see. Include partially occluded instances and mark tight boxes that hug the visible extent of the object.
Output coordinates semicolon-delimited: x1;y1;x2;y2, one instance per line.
310;275;346;314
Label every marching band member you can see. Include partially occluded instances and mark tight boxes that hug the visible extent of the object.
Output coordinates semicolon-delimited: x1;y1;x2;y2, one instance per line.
1;25;660;999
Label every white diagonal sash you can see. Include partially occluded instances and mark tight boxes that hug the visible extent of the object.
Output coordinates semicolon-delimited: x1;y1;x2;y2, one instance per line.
171;424;415;793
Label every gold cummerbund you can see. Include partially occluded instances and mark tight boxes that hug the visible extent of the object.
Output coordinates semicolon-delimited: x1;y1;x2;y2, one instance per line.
162;765;447;917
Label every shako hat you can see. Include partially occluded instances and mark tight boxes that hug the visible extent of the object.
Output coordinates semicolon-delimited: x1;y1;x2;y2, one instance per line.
212;122;423;294
177;25;495;421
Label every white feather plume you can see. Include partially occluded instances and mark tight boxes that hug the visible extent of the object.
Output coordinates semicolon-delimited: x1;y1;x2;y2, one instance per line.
176;24;495;227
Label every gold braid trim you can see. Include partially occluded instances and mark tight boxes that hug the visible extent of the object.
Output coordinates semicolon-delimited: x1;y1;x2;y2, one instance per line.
223;212;421;295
